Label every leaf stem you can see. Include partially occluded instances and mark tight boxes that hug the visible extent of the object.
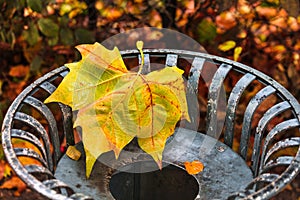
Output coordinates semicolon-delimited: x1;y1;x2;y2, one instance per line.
137;41;144;74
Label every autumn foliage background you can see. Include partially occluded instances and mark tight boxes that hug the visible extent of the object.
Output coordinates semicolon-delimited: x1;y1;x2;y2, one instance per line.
0;0;300;198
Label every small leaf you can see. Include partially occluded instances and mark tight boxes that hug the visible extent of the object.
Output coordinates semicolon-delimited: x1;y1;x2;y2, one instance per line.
0;160;11;179
66;145;81;161
9;65;30;78
184;160;204;175
75;28;95;44
218;40;236;51
22;22;39;46
4;163;11;177
30;55;43;73
234;46;243;61
60;28;74;45
197;19;217;43
38;18;59;38
26;0;42;13
59;3;72;16
47;36;58;46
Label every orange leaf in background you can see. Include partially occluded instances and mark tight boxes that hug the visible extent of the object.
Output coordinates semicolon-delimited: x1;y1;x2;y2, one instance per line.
9;65;30;78
256;6;277;18
184;160;204;175
0;161;4;181
216;11;237;33
0;176;27;196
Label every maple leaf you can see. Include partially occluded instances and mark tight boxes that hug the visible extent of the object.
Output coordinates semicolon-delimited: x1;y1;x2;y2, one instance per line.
45;42;128;110
45;42;190;178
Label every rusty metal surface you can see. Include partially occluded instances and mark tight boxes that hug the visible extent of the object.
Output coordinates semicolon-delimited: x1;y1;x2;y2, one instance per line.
1;49;300;199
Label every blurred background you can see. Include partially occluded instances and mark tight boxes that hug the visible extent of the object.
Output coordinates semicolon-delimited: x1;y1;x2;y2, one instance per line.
0;0;299;199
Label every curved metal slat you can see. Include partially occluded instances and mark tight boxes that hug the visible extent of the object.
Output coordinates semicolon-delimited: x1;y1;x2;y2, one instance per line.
239;85;276;160
11;129;47;161
60;104;74;146
261;156;294;173
228;173;279;199
43;179;72;189
23;96;61;163
207;63;232;138
187;57;205;94
252;101;291;175
43;179;74;196
39;81;57;93
224;73;256;147
14;148;48;167
246;173;279;190
263;118;299;155
40;81;75;146
25;164;54;178
60;70;69;77
263;137;300;165
14;112;53;171
165;54;178;67
185;57;205;130
69;193;94;200
139;53;150;74
256;101;291;134
265;119;299;147
260;119;299;170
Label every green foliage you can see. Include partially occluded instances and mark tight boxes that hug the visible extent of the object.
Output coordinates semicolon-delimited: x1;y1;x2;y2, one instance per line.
75;28;95;44
197;19;217;43
22;22;39;46
38;18;59;38
26;0;43;13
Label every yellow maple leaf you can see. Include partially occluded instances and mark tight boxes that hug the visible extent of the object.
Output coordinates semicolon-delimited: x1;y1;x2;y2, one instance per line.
45;42;127;110
45;41;190;178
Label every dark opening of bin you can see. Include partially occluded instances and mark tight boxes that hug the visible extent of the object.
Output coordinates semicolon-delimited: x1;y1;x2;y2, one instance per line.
109;161;199;200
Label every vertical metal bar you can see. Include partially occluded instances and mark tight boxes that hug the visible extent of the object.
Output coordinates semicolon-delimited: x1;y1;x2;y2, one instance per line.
165;54;178;67
207;63;232;138
23;96;61;165
186;57;205;130
224;73;256;147
139;53;151;74
252;101;291;176
239;86;276;160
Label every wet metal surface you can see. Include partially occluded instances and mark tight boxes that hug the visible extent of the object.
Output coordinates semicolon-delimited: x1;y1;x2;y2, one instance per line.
55;128;253;200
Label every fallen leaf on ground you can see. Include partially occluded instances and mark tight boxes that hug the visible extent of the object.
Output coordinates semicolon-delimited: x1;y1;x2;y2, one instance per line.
184;160;204;175
9;65;30;78
66;145;81;160
0;176;27;196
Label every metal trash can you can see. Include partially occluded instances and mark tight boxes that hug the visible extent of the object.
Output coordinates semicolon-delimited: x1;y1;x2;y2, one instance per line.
2;49;300;199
